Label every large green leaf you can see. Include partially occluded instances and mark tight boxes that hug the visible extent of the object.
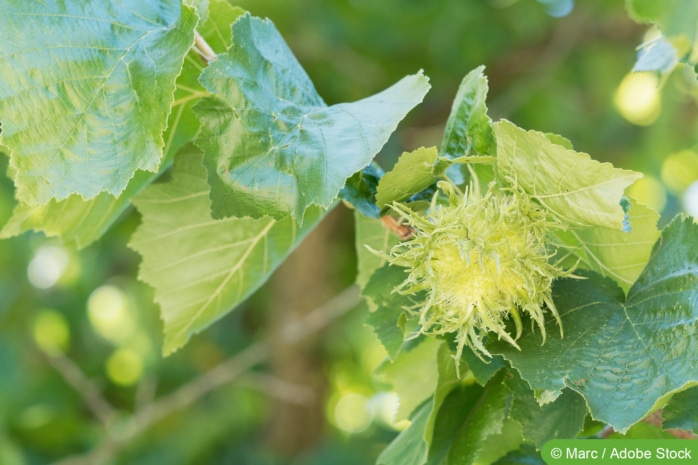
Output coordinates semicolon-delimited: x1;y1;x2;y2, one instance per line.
0;0;241;249
489;216;698;432
194;13;430;221
554;198;660;292
0;1;197;205
495;120;641;230
129;147;324;355
376;147;438;208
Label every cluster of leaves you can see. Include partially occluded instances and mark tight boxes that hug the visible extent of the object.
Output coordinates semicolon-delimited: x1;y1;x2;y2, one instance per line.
0;0;697;463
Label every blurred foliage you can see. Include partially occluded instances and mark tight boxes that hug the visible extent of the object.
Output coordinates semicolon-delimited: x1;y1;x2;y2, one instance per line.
1;0;697;463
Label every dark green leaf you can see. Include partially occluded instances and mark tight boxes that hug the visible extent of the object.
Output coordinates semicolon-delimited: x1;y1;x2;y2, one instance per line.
492;444;545;465
446;371;513;465
489;216;698;432
504;371;587;448
129;147;324;355
663;386;698;433
341;164;384;219
0;1;197;205
194;14;430;221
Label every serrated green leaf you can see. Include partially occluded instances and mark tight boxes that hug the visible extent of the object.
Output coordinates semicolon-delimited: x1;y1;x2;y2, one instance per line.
495;120;642;230
376;147;438;208
0;0;241;249
0;1;197;205
663;386;698;433
489;216;698;432
363;264;415;360
377;400;431;465
129;147;324;355
440;66;495;159
194;14;430;221
555;198;660;292
504;371;587;448
375;337;441;421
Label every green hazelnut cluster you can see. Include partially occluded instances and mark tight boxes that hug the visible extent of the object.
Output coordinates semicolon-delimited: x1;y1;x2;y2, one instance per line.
383;181;569;361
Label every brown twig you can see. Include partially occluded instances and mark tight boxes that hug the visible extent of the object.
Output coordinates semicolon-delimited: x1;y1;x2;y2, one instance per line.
380;215;414;240
43;352;117;427
51;285;361;465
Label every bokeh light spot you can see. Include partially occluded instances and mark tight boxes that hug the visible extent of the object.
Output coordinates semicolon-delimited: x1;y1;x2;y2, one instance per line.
27;246;69;289
683;181;698;218
32;309;70;356
661;150;698;195
613;72;661;126
87;285;135;344
628;175;667;213
334;392;372;434
106;348;143;386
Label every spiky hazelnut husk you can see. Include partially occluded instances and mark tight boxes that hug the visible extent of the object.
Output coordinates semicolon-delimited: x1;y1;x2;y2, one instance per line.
384;181;567;362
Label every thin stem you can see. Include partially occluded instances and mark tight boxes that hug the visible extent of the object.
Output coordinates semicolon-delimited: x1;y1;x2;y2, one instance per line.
193;29;217;63
43;352;117;427
51;285;361;465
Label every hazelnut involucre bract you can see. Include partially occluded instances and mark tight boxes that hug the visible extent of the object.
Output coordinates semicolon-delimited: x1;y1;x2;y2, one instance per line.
384;182;567;362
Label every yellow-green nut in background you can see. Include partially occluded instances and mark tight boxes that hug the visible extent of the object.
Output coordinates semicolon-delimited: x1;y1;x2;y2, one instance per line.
383;181;568;362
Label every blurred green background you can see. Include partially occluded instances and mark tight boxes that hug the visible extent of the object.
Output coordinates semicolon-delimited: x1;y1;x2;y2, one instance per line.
1;0;697;463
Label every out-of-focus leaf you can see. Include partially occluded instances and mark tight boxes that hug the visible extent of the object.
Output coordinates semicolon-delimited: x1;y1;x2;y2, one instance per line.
354;213;400;289
194;14;430;221
489;217;698;433
0;1;197;204
663;386;698;433
495;120;641;230
634;36;680;76
374;337;440;421
130;147;324;355
377;400;431;465
376;147;438;208
626;0;698;70
554;198;660;292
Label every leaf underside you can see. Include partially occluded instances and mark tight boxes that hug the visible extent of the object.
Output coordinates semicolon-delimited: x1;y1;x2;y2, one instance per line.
129;147;324;355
